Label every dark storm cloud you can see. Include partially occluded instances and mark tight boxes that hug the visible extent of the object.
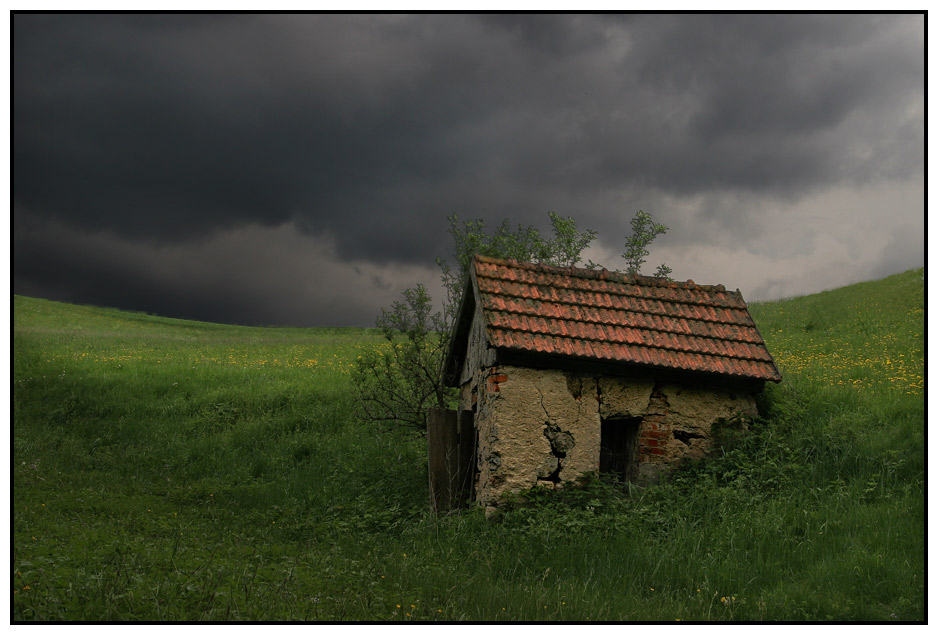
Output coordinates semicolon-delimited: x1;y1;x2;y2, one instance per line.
12;13;924;325
13;211;442;326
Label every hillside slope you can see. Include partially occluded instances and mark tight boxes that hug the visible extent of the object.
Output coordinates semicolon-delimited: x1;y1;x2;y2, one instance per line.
12;269;925;621
751;267;924;396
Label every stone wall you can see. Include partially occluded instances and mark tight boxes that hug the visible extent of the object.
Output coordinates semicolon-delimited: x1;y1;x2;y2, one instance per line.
460;364;758;509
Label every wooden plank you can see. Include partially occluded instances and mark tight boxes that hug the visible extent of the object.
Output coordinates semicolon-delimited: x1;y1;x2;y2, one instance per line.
427;408;458;513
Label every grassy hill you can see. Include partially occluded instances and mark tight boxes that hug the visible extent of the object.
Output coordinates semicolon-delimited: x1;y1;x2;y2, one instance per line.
12;268;924;621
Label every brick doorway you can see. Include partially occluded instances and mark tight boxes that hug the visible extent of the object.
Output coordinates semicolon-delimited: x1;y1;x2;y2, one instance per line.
599;416;642;482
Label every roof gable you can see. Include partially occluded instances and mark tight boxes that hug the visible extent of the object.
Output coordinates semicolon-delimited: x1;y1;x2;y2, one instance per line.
450;254;781;384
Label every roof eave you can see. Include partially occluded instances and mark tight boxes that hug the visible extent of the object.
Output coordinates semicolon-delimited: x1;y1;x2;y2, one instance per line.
494;346;776;391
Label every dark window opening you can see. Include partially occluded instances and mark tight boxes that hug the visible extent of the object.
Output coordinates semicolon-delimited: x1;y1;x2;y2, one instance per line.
600;416;641;482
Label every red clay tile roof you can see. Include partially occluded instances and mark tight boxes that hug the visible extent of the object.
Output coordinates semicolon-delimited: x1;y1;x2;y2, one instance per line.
470;255;781;383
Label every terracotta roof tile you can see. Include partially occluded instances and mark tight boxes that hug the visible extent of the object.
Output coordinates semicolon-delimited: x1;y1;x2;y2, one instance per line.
472;255;782;383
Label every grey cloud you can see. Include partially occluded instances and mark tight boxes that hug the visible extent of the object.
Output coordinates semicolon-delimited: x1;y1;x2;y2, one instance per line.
12;13;924;326
13;209;441;327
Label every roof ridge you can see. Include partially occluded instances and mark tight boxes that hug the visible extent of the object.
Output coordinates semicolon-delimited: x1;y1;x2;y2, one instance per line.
476;274;749;315
474;253;734;296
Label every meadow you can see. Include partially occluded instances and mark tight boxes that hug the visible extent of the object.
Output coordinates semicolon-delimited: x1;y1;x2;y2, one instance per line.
11;268;925;621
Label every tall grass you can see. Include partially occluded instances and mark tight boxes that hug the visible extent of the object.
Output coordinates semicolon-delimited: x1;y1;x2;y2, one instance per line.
12;268;924;621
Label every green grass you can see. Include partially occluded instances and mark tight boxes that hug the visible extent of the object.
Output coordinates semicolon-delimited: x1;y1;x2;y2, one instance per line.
12;267;925;621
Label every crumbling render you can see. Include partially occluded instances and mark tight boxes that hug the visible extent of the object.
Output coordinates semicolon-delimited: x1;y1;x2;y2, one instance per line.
464;365;758;510
540;421;575;484
673;430;706;445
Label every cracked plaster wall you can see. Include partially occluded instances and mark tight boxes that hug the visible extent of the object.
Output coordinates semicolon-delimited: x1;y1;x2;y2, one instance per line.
462;365;758;508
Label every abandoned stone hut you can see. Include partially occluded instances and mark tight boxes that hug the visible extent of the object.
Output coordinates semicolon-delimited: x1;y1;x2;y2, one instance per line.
442;254;782;509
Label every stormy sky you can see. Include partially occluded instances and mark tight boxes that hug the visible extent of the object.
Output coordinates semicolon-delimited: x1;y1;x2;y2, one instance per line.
12;13;925;327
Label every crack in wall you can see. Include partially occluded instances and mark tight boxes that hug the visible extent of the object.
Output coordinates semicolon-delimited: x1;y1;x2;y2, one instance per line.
535;383;577;483
535;384;551;422
544;423;575;457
